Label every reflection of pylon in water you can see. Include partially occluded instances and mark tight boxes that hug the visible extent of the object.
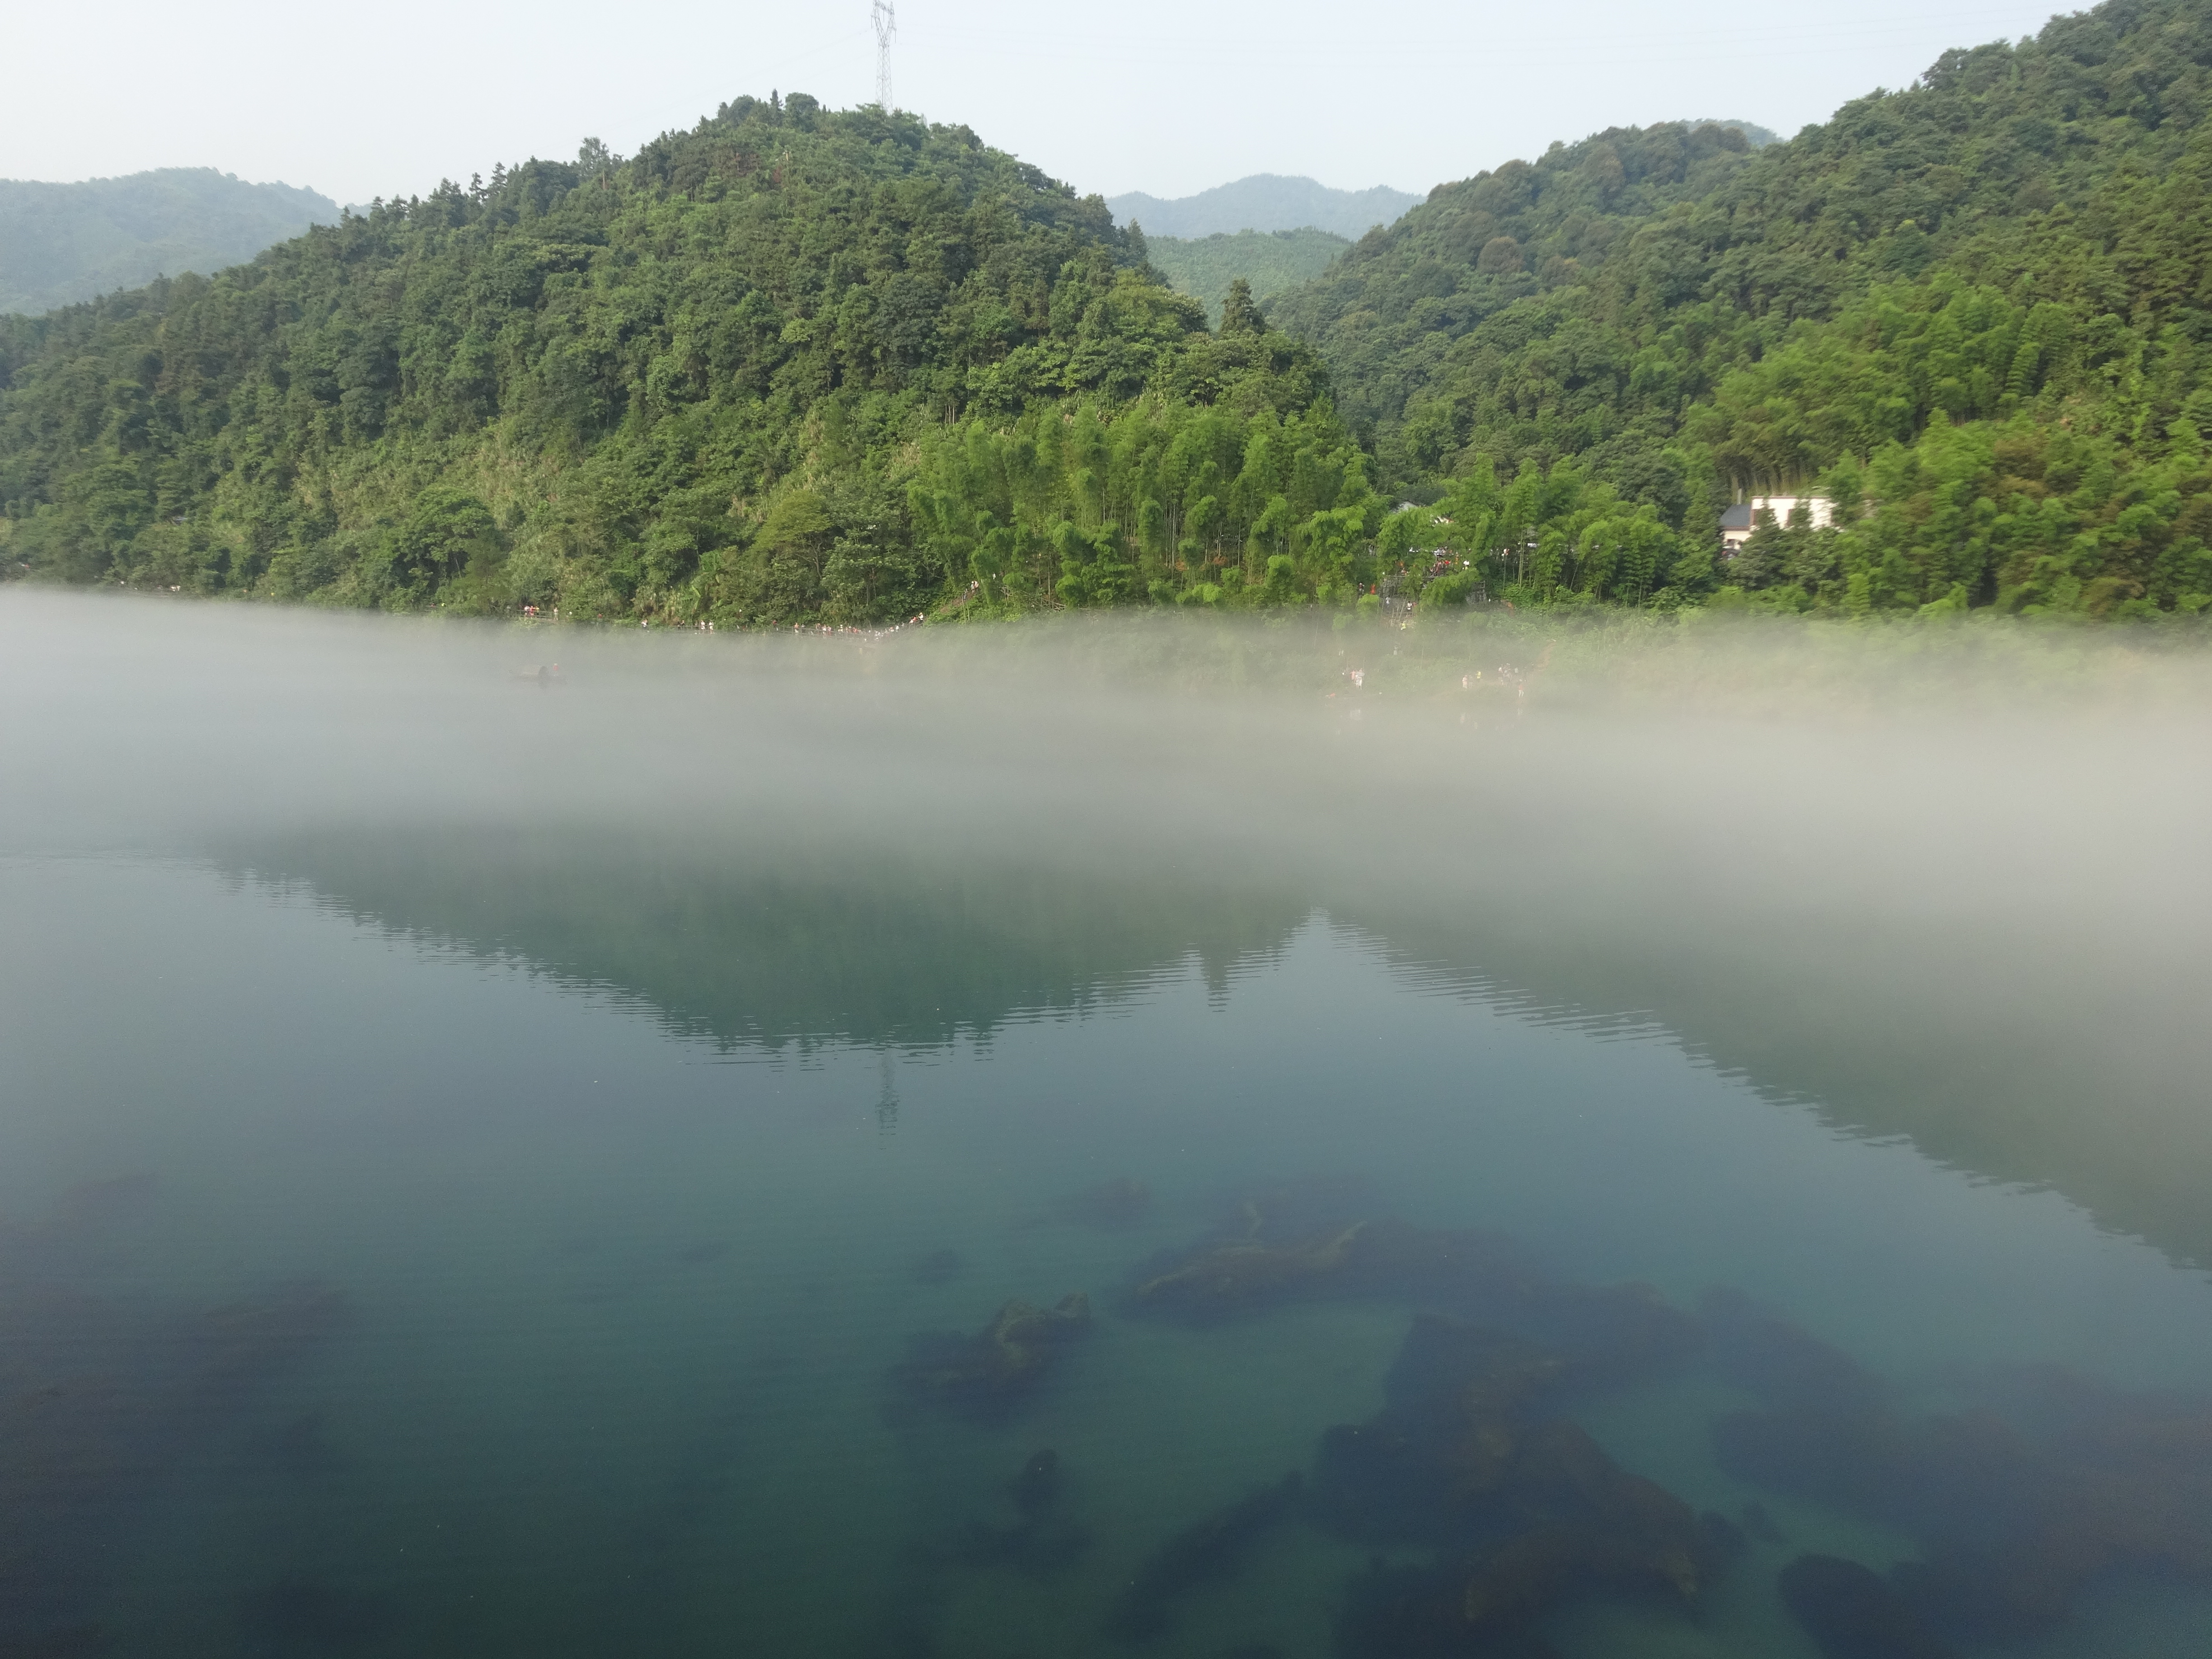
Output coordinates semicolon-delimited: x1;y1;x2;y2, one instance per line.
872;0;897;112
876;1051;899;1137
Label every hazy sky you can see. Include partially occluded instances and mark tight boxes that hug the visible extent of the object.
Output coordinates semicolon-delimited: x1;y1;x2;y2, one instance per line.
6;0;2063;207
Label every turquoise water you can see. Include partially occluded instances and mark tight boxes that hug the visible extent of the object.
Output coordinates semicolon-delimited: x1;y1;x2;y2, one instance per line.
5;598;2212;1658
5;846;2212;1658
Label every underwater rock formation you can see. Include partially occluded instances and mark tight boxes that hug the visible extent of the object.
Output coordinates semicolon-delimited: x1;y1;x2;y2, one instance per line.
1128;1216;1389;1319
0;1182;350;1648
1709;1292;2212;1645
1777;1555;1957;1659
949;1448;1093;1577
891;1293;1092;1420
1125;1190;1700;1390
1739;1501;1784;1544
1123;1181;1535;1324
1334;1561;1566;1659
1319;1316;1729;1656
1104;1472;1306;1643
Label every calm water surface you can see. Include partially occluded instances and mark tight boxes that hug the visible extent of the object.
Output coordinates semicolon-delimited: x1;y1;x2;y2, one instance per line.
5;844;2211;1659
5;601;2212;1659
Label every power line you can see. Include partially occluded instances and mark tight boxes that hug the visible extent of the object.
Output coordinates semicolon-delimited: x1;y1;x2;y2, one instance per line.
872;0;897;112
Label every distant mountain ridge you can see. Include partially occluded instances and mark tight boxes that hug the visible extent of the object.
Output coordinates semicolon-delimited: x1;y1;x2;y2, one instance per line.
1145;228;1350;324
1109;174;1421;239
0;169;339;315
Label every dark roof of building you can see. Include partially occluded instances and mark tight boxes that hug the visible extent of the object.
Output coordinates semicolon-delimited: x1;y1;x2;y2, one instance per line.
1719;504;1754;530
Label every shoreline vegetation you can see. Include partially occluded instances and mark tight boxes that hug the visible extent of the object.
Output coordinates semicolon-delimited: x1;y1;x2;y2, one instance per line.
2;0;2209;627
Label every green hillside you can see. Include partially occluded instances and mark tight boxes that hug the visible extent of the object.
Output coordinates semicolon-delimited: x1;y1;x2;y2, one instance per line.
5;0;2211;622
1144;227;1350;324
0;169;338;315
1269;0;2212;616
0;99;1366;623
1107;175;1420;239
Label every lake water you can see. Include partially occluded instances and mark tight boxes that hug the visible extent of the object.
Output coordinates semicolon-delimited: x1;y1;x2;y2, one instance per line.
4;597;2212;1659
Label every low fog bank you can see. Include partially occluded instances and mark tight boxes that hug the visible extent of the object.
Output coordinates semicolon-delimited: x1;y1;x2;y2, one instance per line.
5;590;2207;958
6;591;2212;1264
3;592;2205;916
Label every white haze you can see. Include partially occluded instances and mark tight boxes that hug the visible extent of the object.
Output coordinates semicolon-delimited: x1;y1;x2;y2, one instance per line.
3;590;2206;911
5;589;2211;1267
3;0;2065;212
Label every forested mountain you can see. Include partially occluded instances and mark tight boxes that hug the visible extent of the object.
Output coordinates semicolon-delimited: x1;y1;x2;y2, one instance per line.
0;99;1361;622
0;169;337;315
1144;228;1350;324
3;0;2211;622
1107;175;1420;239
1268;0;2212;617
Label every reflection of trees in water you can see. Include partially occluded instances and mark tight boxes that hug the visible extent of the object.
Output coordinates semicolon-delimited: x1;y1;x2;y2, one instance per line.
221;827;1312;1054
220;823;2212;1275
1335;887;2212;1275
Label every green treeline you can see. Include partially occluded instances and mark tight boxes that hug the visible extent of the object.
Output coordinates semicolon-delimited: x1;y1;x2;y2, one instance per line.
1272;0;2212;617
1144;228;1352;325
0;169;339;317
0;98;1350;623
4;0;2212;622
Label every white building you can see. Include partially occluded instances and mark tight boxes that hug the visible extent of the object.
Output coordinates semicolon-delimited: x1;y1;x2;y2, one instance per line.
1720;496;1834;555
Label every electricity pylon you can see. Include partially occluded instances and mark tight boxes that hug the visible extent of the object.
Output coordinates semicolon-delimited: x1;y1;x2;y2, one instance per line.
872;0;897;112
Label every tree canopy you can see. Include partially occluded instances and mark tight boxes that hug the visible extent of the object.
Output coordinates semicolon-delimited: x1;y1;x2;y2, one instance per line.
1267;0;2212;616
0;96;1347;623
0;169;338;316
5;0;2212;622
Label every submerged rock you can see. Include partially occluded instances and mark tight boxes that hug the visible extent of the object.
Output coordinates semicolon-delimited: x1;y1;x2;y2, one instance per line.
1739;1500;1785;1544
0;1183;349;1644
949;1448;1092;1577
1125;1190;1699;1387
891;1293;1092;1420
1104;1472;1306;1643
1130;1218;1378;1319
1334;1561;1565;1659
1126;1208;1535;1326
1319;1316;1728;1654
1314;1324;1571;1545
1709;1296;2212;1644
1777;1555;1956;1659
1454;1420;1722;1622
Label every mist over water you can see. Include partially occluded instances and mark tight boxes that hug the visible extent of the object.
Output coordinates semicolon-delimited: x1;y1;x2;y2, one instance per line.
5;590;2212;1658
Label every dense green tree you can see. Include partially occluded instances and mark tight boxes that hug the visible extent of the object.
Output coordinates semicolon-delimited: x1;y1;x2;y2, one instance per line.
1264;0;2212;615
0;98;1353;622
0;169;339;316
6;0;2212;622
1142;228;1350;325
